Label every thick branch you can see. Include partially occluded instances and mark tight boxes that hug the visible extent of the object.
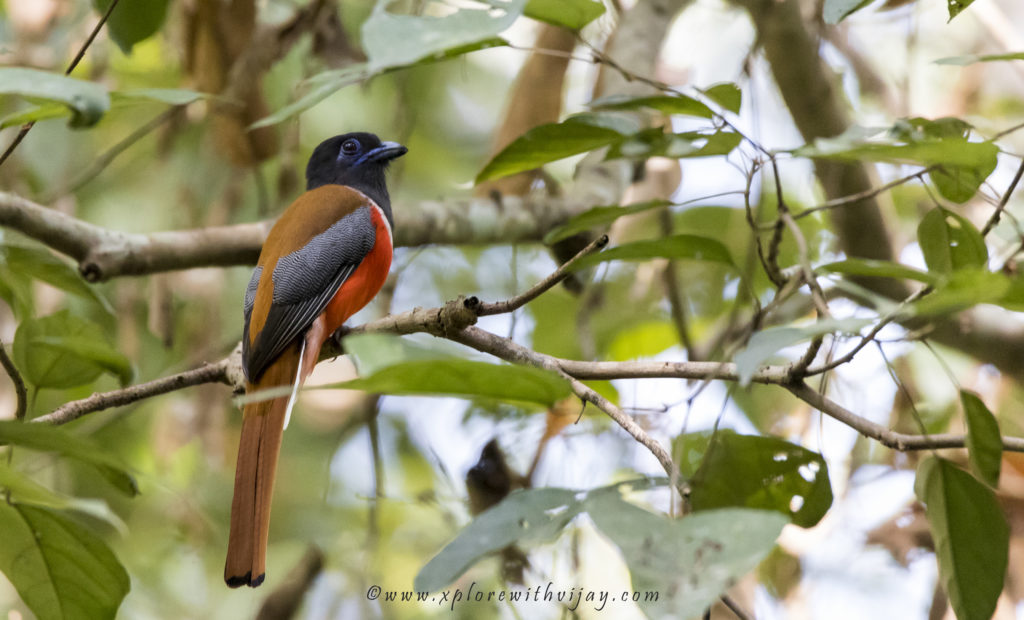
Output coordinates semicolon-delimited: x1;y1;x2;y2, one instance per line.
0;191;588;281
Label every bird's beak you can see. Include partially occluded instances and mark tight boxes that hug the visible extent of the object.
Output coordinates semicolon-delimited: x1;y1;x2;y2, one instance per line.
366;141;408;163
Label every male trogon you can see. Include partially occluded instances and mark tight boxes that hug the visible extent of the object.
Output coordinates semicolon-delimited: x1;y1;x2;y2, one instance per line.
225;132;407;588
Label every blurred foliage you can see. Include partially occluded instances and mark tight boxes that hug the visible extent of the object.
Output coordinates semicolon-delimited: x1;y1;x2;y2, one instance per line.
0;0;1021;618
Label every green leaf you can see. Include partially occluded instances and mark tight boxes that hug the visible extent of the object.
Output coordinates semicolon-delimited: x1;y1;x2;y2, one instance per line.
701;83;742;114
733;318;873;385
591;94;714;118
997;276;1024;312
94;0;169;53
362;0;524;72
569;234;736;272
475;116;629;183
606;129;742;161
0;464;126;529
255;20;511;129
608;320;679;360
688;430;833;527
415;487;581;591
13;310;133;389
818;258;938;285
796;134;998;171
0;502;130;620
0;242;114;315
524;0;604;29
329;348;571;407
915;457;1008;620
671;430;715;479
889;117;972;141
823;0;873;24
250;66;370;129
0;257;35;320
343;332;465;376
698;130;744;156
0;68;110;128
936;52;1024;66
929;159;997;203
416;475;785;615
960;391;1002;488
544;200;671;244
0;421;137;496
0;103;71;129
947;0;975;20
37;336;135;386
917;208;987;275
911;270;1008;316
0;88;203;128
590;501;787;617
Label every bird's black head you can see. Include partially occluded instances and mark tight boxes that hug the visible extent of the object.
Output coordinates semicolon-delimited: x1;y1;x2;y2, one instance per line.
305;132;407;225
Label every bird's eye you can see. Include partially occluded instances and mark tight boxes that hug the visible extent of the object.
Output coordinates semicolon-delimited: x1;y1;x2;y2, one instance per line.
341;139;360;156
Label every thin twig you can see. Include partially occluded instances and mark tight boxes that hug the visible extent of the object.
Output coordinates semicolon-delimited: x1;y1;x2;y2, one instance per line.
876;343;933;443
981;158;1024;237
42;105;182;202
366;399;384;546
448;325;680;481
805;286;929;375
0;344;27;421
792;169;931;221
787;381;1024;451
0;0;123;170
763;162;788;288
742;160;783;289
720;594;752;620
476;235;609;316
991;120;1024;142
568;374;679;483
781;211;830;318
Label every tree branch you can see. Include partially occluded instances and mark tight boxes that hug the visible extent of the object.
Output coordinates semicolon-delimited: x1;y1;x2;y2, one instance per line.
0;191;589;281
786;381;1024;451
32;346;244;425
981;157;1024;237
476;235;609;316
26;241;1024;462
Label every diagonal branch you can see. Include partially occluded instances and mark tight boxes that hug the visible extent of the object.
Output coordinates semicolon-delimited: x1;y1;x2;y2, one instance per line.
32;347;244;425
786;380;1024;451
476;235;609;316
27;246;1024;461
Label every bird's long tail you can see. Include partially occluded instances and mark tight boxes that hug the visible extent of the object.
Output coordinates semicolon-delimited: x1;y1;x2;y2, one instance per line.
224;341;304;588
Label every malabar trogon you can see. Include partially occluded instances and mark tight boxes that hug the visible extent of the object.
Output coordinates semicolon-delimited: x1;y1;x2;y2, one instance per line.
226;132;406;588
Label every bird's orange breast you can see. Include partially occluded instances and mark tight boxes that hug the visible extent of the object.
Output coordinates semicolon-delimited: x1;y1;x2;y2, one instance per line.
323;204;393;330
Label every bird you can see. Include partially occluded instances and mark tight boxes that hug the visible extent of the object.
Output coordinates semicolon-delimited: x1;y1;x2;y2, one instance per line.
225;132;407;588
